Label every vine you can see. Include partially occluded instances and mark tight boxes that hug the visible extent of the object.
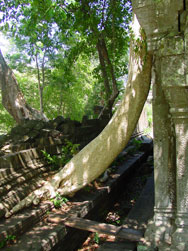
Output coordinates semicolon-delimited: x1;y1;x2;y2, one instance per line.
132;27;148;67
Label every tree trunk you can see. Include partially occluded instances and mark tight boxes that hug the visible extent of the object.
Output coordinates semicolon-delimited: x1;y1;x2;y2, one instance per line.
5;15;153;217
0;50;48;123
81;0;119;116
96;37;119;115
35;53;45;115
97;40;111;101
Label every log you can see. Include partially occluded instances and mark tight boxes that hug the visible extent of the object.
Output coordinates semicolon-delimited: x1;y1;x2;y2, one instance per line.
49;216;144;242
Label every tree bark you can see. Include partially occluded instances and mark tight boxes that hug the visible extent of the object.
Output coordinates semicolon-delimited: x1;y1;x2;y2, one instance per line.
35;53;45;115
96;37;119;115
81;0;119;115
0;50;48;123
96;40;111;100
4;15;153;217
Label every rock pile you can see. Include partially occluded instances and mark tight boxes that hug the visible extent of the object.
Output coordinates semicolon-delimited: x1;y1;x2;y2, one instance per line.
0;116;109;155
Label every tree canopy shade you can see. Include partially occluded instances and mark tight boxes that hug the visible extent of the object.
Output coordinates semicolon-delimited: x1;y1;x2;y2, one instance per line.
0;0;131;121
60;0;132;113
0;0;154;220
0;14;152;217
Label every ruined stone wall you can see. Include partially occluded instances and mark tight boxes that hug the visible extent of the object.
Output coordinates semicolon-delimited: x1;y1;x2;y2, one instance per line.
0;117;109;154
0;117;110;218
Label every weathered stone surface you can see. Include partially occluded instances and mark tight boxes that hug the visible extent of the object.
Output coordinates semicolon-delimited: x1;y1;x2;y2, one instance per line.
0;117;111;219
132;0;188;250
161;54;185;87
132;0;188;251
0;117;109;154
0;141;152;250
132;0;183;41
159;36;184;56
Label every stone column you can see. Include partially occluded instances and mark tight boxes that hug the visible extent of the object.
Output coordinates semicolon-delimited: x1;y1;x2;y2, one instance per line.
170;104;188;251
160;35;188;250
145;57;176;250
131;1;187;249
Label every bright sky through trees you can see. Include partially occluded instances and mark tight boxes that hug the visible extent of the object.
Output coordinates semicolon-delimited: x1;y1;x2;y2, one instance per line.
0;32;9;54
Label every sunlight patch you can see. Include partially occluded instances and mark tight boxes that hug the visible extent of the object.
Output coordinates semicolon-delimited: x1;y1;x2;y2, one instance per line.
83;155;89;163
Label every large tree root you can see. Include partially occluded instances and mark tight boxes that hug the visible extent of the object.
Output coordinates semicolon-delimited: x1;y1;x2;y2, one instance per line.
4;15;153;218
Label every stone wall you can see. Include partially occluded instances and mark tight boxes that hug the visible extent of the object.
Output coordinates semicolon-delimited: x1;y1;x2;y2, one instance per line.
0;116;109;155
0;117;110;218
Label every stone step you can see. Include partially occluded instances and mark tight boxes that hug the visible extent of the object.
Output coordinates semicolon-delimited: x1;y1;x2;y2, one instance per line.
0;202;54;243
5;215;67;251
0;146;152;250
0;144;63;218
1;176;46;215
0;143;62;172
0;164;48;193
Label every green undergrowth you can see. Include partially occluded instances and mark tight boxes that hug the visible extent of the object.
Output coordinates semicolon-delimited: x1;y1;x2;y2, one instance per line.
42;140;80;171
0;235;16;249
51;193;69;208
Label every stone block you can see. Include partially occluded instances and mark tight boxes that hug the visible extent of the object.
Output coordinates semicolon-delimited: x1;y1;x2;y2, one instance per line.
133;0;182;39
172;226;188;251
185;29;188;55
164;86;188;110
159;36;184;56
161;55;185;87
133;5;158;37
132;0;153;9
185;54;188;84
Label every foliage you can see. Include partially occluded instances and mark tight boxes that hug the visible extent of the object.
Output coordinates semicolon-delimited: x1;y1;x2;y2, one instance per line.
125;138;142;155
0;235;16;249
0;0;131;123
93;232;100;244
145;103;152;127
64;0;131;109
132;138;142;151
41;150;60;170
0;52;97;131
61;140;80;163
42;140;80;170
83;185;92;193
0;91;15;134
43;54;98;121
51;193;69;208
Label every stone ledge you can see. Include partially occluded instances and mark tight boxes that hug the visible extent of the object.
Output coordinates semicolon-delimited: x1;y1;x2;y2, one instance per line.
0;141;152;250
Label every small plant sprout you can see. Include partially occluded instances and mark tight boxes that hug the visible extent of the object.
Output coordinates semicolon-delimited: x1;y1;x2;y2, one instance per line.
51;193;69;208
0;235;16;248
132;138;142;150
94;232;100;244
41;150;60;170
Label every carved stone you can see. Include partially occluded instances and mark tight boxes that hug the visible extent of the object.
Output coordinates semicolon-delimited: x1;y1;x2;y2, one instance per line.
132;0;188;249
